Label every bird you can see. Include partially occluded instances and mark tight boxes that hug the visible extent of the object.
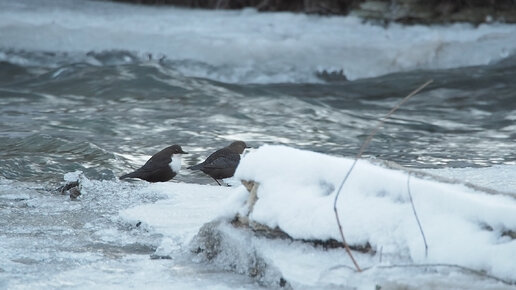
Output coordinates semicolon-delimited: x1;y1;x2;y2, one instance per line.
120;144;188;182
188;141;249;185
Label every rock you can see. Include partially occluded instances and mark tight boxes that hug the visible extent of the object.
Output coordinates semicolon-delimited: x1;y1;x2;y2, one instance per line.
57;180;79;194
190;219;291;288
56;180;81;200
110;0;516;24
69;187;81;200
351;0;516;24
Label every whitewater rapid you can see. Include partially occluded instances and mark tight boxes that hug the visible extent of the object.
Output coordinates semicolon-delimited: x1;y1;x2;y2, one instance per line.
1;0;515;83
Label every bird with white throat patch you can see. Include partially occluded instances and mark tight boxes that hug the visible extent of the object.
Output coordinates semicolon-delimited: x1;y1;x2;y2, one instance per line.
120;144;188;182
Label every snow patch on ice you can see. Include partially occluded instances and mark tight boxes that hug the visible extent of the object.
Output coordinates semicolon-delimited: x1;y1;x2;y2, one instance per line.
119;182;247;256
63;170;83;182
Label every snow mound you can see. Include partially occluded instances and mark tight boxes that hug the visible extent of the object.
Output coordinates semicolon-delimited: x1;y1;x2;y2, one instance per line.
233;145;516;283
115;145;515;288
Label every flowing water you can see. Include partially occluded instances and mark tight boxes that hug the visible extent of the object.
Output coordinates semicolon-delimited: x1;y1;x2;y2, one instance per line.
1;0;516;288
2;53;515;184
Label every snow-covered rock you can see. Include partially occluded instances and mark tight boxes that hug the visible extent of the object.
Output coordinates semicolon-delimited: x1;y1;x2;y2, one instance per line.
120;145;516;288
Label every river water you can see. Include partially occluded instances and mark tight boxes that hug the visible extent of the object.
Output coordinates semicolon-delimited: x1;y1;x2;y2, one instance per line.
1;0;515;288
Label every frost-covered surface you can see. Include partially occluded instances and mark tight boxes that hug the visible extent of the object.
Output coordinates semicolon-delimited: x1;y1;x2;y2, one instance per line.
425;165;516;194
4;146;513;288
97;145;516;289
119;182;243;249
1;0;516;83
232;145;516;285
0;177;261;289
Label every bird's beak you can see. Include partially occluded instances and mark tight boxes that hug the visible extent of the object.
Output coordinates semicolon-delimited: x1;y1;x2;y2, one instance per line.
180;150;188;154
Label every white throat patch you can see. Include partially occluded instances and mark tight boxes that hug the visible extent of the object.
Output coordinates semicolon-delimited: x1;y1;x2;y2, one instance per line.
169;154;182;173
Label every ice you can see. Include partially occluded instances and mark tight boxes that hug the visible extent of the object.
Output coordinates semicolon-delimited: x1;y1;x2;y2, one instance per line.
63;170;83;182
110;145;516;288
1;0;516;83
0;176;261;289
9;255;258;290
120;183;231;241
425;165;516;193
3;146;514;288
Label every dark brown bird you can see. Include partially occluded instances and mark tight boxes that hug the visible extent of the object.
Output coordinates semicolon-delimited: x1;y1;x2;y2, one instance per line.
120;145;188;182
188;141;249;185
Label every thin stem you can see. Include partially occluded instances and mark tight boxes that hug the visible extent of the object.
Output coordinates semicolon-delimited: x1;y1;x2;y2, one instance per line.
212;178;222;186
333;79;433;272
407;172;428;257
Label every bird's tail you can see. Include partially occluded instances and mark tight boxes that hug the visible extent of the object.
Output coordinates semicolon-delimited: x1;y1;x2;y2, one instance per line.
187;163;203;170
120;171;138;180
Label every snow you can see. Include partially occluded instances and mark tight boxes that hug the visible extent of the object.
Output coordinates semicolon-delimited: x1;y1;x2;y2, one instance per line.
4;146;514;288
111;145;516;288
119;182;243;243
1;0;516;83
63;170;83;182
233;145;516;282
0;177;258;289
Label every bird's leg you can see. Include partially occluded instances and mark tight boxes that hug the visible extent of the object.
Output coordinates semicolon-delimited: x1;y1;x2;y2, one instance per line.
212;177;222;186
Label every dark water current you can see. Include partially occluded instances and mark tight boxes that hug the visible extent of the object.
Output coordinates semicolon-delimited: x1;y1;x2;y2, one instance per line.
0;49;515;288
1;51;515;185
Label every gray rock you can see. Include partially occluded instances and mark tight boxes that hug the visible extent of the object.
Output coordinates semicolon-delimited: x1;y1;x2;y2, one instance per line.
190;219;291;288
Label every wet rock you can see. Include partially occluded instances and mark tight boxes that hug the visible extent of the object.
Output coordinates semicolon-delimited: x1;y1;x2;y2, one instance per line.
351;0;516;25
112;0;361;15
56;180;81;200
316;69;348;83
502;230;516;239
190;219;290;288
69;187;81;200
110;0;516;24
57;180;79;194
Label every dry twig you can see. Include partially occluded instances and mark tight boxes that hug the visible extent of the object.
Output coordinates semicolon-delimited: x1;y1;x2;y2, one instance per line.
333;79;434;272
407;172;428;257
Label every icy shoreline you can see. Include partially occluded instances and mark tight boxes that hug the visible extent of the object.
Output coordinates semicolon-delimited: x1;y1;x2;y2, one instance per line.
3;146;514;289
116;145;516;288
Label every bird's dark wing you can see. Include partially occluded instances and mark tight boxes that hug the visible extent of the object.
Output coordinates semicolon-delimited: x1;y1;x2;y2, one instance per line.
203;151;240;170
121;153;170;179
120;166;175;182
187;163;204;170
203;148;231;164
138;152;171;172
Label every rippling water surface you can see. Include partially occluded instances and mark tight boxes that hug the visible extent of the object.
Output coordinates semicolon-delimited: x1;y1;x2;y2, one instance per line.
1;53;515;184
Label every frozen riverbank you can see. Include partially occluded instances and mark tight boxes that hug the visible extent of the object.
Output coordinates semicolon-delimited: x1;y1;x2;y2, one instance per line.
119;146;516;288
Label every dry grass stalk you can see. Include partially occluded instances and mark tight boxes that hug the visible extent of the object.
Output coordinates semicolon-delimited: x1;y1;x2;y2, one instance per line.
333;79;434;272
407;172;429;257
